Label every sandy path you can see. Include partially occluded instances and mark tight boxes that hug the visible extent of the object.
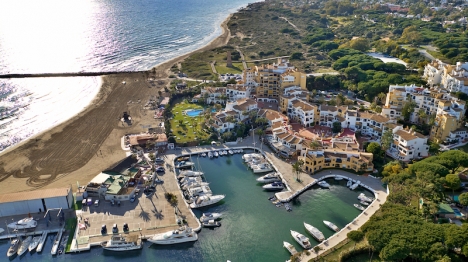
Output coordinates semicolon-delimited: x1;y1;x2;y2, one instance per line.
0;15;232;193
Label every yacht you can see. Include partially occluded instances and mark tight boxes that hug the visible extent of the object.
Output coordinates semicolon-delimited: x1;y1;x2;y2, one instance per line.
199;212;222;222
360;201;369;206
334;176;344;181
256;172;281;184
180;177;203;187
51;229;63;255
354;204;365;211
283;241;298;255
28;236;41;252
17;236;31;256
8;217;37;230
36;231;48;253
228;150;234;155
148;226;198;245
358;193;374;203
213;151;219;157
262;182;284;191
208;152;213;158
290;230;311;249
201;153;206;157
222;150;228;155
7;238;21;257
252;163;274;173
190;195;225;208
346;180;353;187
175;161;194;169
186;185;212;197
303;222;325;242
178;170;203;178
323;221;339;232
182;181;209;191
202;220;221;228
317;181;330;188
350;180;361;190
101;234;143;251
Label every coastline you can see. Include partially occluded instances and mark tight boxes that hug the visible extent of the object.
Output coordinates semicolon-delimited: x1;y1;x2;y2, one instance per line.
0;13;233;193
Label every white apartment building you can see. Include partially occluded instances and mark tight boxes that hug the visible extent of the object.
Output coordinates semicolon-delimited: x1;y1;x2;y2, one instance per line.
209;98;258;133
201;87;227;104
387;126;429;162
225;84;252;102
441;62;468;94
423;60;446;87
288;99;317;127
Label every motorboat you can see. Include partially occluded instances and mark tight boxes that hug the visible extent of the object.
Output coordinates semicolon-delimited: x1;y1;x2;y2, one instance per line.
202;220;221;228
199;212;222;222
290;230;311;249
346;180;353;187
190;195;225;208
213;151;219;157
28;236;41;252
208;152;213;158
228;150;234;155
323;221;339;232
222;150;228;155
177;156;190;162
17;236;31;256
239;149;243;153
51;229;63;255
317;181;330;188
218;150;223;156
262;182;284;191
284;203;292;212
354;204;365;211
101;234;143;251
7;238;20;257
182;181;209;191
252;163;274;173
256;172;281;184
178;170;203;178
180;176;203;187
360;201;369;206
186;185;212;197
36;231;48;253
201;153;206;157
358;193;374;203
303;222;325;242
350;180;361;190
242;153;262;162
175;161;194;169
8;217;37;230
283;241;298;255
148;226;198;245
334;176;344;181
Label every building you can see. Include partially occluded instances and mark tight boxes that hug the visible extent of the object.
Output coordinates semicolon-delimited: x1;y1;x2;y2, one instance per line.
201;87;227;104
85;170;141;201
209;98;258;133
225;84;252;102
279;86;309;113
387;126;429;162
431;113;463;143
0;187;73;217
288;100;318;127
423;60;446;87
299;148;374;173
441;62;468;94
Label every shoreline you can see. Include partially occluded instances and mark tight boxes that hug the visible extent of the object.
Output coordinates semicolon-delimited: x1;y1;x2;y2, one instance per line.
0;13;233;193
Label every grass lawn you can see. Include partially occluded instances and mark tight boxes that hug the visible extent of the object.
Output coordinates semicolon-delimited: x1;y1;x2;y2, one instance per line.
170;101;213;144
65;217;77;252
215;62;243;74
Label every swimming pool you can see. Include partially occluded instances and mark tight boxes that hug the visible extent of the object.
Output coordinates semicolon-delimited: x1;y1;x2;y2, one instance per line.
185;108;215;117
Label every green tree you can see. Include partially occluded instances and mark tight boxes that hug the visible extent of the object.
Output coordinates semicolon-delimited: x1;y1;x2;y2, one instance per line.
445;174;461;196
402;101;417;121
366;142;381;155
458;192;468;206
292;160;304;182
380;130;393;162
222;131;232;141
438;150;468;173
332;121;342;133
400;26;423;46
348;38;370;52
290;52;303;60
347;230;364;249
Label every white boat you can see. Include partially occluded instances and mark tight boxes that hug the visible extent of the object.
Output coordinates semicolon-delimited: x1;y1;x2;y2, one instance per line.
290;230;311;249
201;153;206;157
360;201;369;206
51;229;63;255
8;217;37;230
350;180;361;190
283;241;298;255
178;170;203;178
186;185;212;197
303;222;325;242
148;226;198;245
223;150;228;155
190;195;225;208
28;236;41;252
101;234;143;251
346;180;353;187
213;152;219;157
180;177;203;187
36;231;48;253
323;221;339;232
317;181;330;188
176;161;194;169
17;236;31;256
262;182;284;191
334;176;344;180
208;152;213;158
358;193;374;203
253;163;274;173
7;238;21;257
202;220;221;228
256;172;281;184
182;181;209;191
354;204;365;211
228;150;234;155
199;212;222;222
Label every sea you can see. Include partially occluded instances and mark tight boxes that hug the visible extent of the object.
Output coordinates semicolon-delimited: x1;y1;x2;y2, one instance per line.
0;0;255;153
0;153;373;262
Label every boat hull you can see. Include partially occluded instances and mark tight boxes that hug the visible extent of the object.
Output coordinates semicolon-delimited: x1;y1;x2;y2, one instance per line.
148;236;198;245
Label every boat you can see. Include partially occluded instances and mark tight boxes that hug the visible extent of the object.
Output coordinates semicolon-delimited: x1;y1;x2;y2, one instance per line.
148;226;198;245
252;163;274;173
334;176;344;180
358;193;374;203
284;203;292;212
228;150;234;155
346;180;353;187
175;161;194;169
354;204;365;211
8;217;37;230
303;222;325;242
0;228;3;234
317;181;330;188
222;150;228;155
178;170;203;178
199;212;222;222
180;176;203;187
360;201;369;206
186;184;212;197
219;150;224;156
201;153;206;157
28;236;41;252
51;229;63;255
202;220;221;228
177;156;190;161
323;221;339;232
283;241;298;255
208;152;213;158
290;230;311;249
182;181;209;191
36;231;48;253
17;236;31;256
262;182;284;191
350;180;361;190
213;151;219;157
7;238;21;257
256;172;281;184
190;195;225;208
101;234;143;251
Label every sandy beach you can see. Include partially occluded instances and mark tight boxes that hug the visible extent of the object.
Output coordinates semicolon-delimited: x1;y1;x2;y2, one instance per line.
0;15;232;194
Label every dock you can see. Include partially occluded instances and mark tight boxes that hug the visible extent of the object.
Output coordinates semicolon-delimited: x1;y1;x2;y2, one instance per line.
36;230;49;253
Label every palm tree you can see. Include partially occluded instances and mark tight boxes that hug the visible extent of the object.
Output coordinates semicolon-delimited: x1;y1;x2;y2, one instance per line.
309;140;322;150
417;109;427;124
292;160;304;182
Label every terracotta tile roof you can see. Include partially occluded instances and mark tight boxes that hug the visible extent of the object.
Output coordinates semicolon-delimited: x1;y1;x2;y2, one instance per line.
370;114;389;123
0;188;70;204
276;133;290;140
272;122;283;130
259;109;286;121
320;105;338;112
291;100;315;111
289;136;302;145
395;129;418;141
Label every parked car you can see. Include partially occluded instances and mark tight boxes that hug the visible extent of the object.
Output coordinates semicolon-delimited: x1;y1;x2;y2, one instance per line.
112;224;118;233
101;225;107;234
156;166;165;172
130;195;135;202
123;223;129;232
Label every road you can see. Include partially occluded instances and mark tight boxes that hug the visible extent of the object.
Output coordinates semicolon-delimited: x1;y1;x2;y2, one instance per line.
279;17;300;32
419;49;436;61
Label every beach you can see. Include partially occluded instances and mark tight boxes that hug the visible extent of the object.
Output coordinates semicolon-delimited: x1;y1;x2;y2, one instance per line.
0;14;233;194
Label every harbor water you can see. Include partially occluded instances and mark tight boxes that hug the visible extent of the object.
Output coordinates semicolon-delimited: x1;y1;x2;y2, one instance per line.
0;152;373;261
